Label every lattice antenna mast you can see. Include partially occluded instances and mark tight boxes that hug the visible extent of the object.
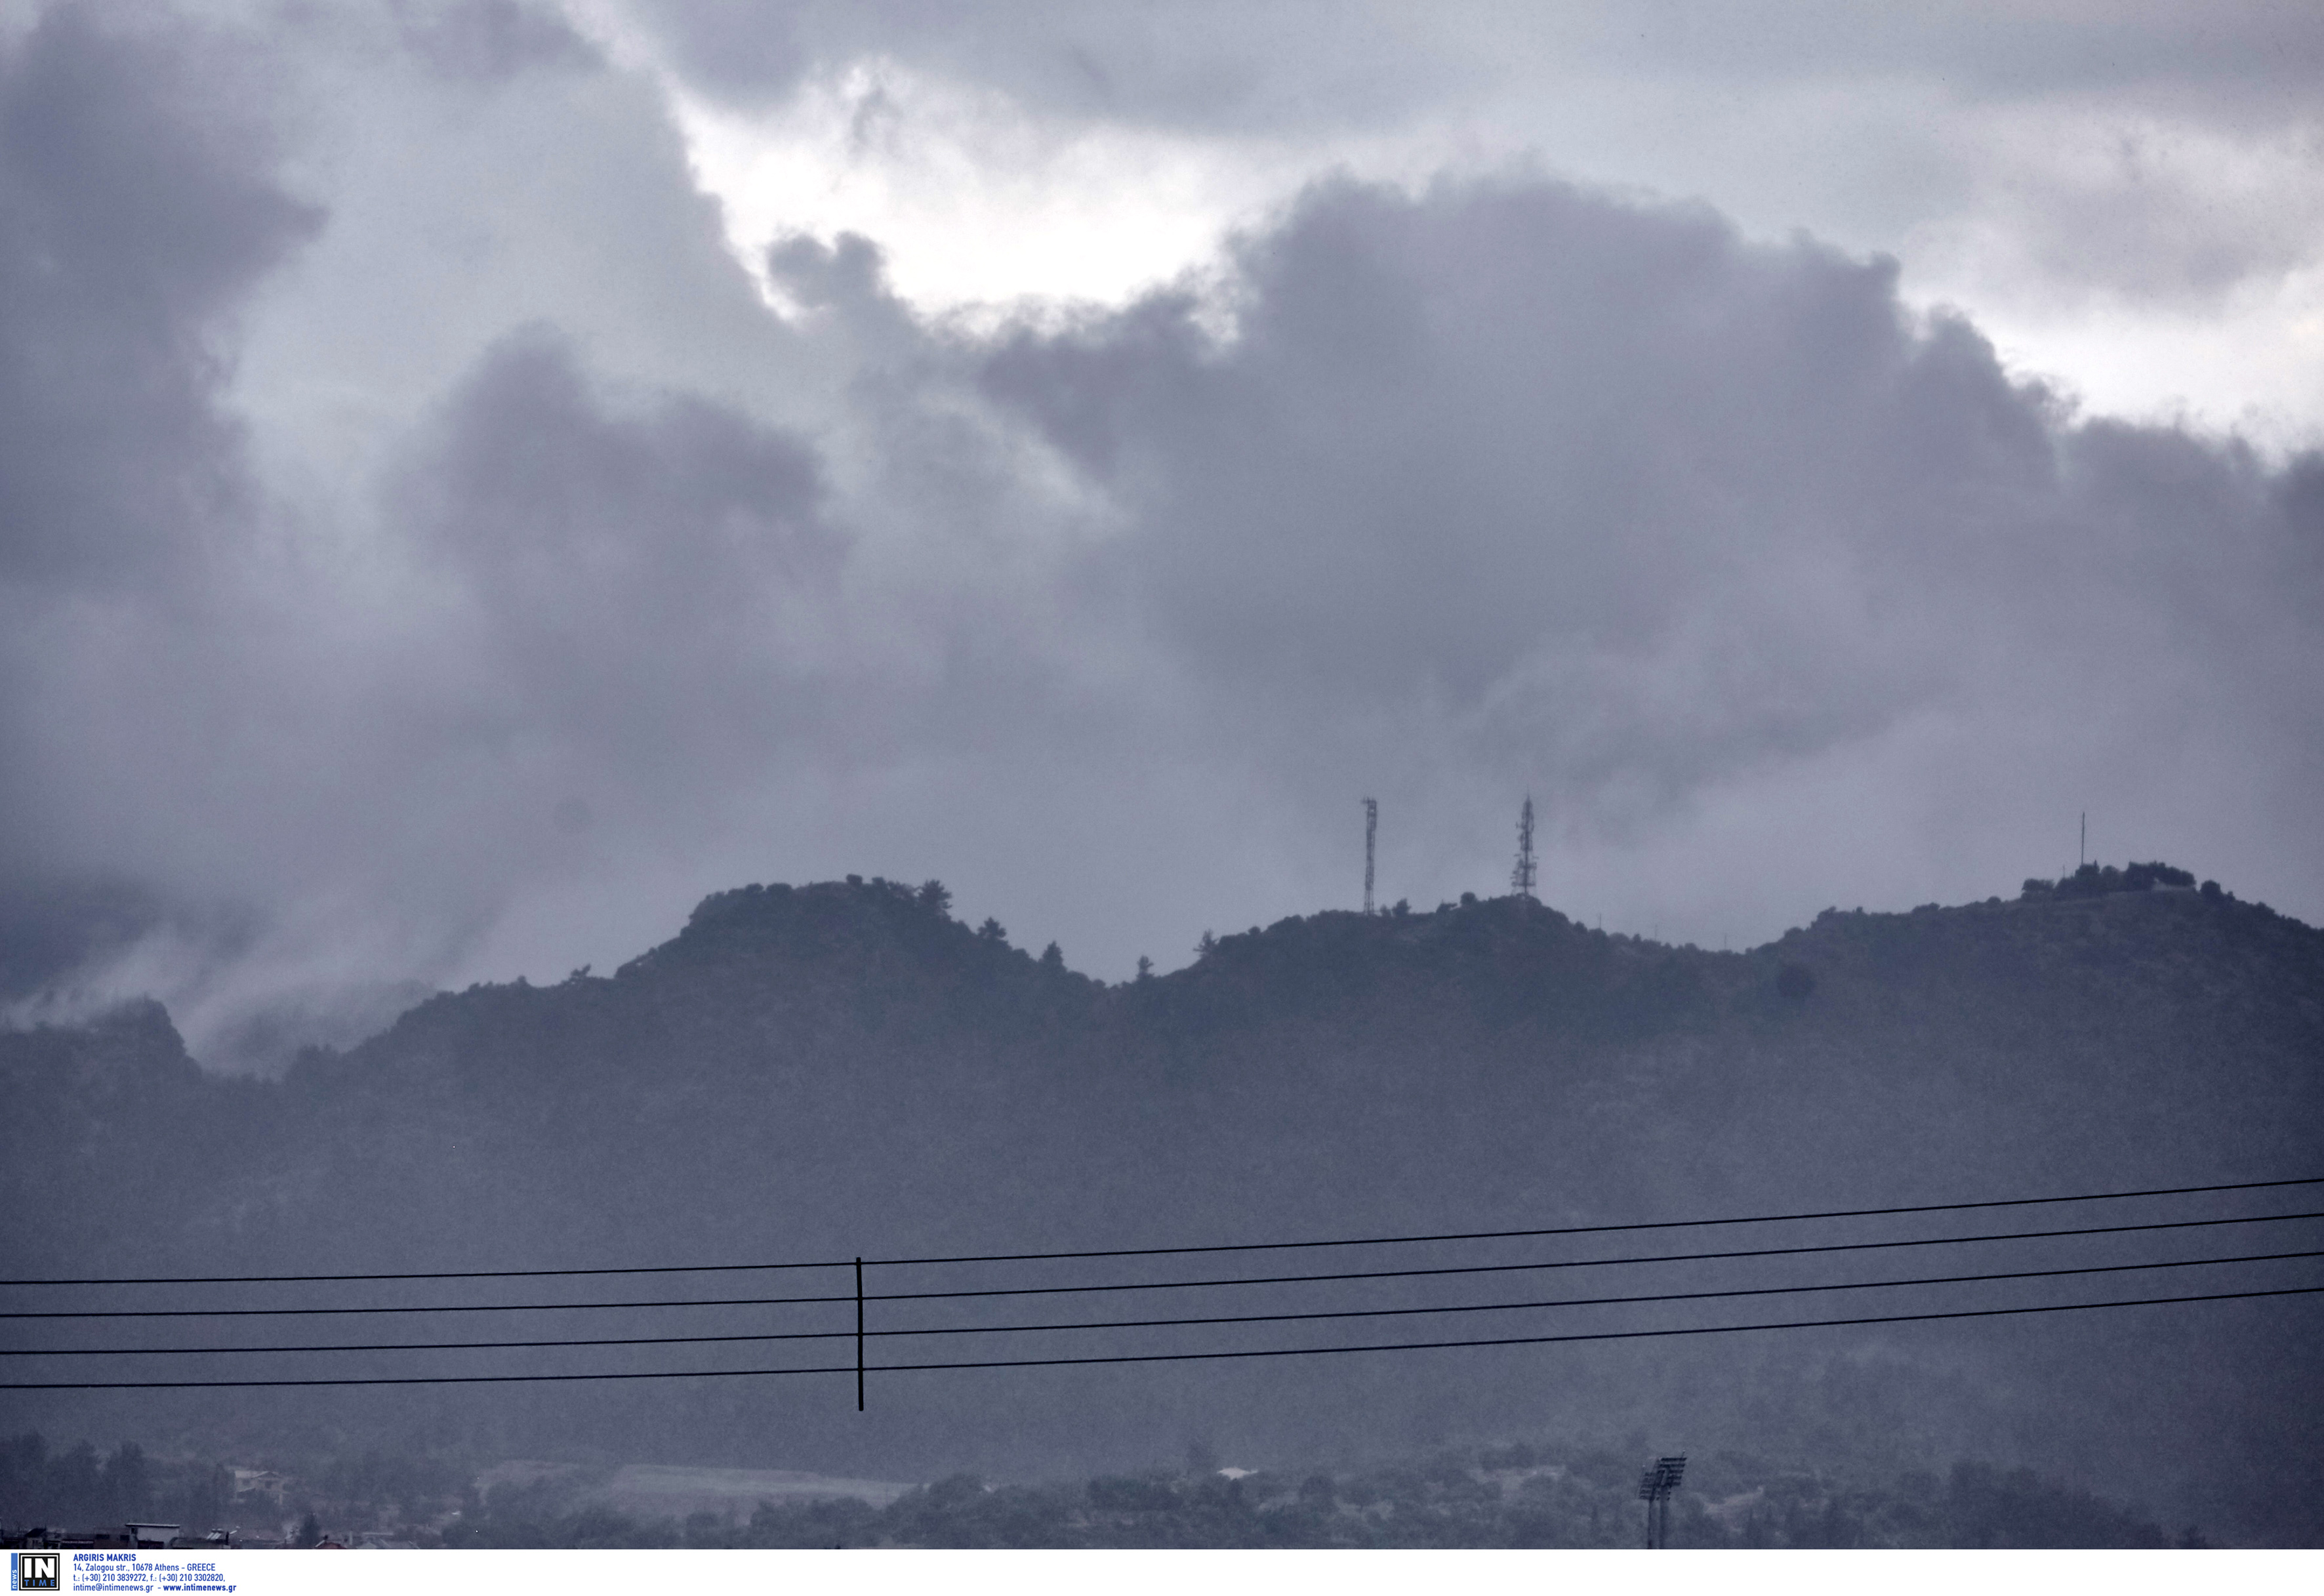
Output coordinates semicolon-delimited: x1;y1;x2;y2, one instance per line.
1362;798;1378;914
1511;795;1538;899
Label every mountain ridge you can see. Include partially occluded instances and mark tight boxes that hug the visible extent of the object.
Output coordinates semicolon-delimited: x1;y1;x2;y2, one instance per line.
1;861;2317;1540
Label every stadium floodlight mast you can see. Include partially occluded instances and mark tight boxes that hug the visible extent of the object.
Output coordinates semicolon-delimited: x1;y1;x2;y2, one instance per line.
1637;1455;1686;1548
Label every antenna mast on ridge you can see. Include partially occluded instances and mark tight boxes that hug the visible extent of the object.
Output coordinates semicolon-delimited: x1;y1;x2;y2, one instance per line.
1363;798;1378;914
1512;796;1538;899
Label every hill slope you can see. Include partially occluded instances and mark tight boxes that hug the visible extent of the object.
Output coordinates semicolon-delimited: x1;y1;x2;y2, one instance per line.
2;868;2318;1540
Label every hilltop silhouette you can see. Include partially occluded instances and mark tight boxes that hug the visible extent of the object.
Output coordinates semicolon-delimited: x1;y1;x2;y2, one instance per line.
3;866;2318;1541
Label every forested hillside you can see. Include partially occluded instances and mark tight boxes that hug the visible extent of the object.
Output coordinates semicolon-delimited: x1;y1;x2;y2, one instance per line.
3;867;2319;1542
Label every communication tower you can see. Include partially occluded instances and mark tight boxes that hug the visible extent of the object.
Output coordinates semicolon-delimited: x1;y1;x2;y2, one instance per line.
1511;796;1538;899
1363;798;1378;914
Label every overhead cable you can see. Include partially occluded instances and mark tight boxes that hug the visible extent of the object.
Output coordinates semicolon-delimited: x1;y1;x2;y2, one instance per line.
5;1174;2314;1288
7;1208;2315;1320
5;1283;2316;1391
5;1246;2314;1359
857;1208;2324;1305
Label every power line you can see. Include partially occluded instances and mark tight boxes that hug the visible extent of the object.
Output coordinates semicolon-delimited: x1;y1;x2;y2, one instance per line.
857;1208;2324;1306
6;1174;2314;1288
9;1246;2313;1360
5;1283;2315;1391
869;1285;2324;1379
8;1208;2315;1320
0;1258;852;1290
869;1175;2324;1267
0;1290;852;1322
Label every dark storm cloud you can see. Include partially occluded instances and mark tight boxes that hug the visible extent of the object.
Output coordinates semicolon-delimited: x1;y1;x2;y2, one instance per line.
0;5;334;1053
0;3;830;1031
0;3;319;914
4;310;861;1058
0;3;319;590
390;326;842;779
980;176;2324;845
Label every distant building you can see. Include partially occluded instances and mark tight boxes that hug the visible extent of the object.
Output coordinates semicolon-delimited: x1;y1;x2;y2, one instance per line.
230;1468;288;1507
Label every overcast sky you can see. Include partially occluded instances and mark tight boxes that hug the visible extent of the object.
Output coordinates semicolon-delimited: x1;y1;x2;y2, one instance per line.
2;0;2319;1065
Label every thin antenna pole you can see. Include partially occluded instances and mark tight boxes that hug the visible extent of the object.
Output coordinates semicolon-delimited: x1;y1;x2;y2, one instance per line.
2081;811;2087;870
1363;798;1377;914
1511;796;1537;900
855;1258;865;1412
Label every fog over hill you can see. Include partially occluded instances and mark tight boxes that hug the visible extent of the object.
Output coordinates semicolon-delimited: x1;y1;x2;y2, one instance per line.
3;863;2317;1543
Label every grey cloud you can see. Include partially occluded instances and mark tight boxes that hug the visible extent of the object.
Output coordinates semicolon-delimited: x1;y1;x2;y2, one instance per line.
199;323;859;950
979;175;2324;880
0;2;319;914
0;1;1115;1046
766;229;893;313
619;0;1474;131
617;2;2324;132
617;3;2324;318
614;0;807;108
4;316;859;1064
0;3;319;590
1543;3;2324;104
0;5;844;1051
394;0;601;82
0;876;245;1005
5;1;2321;1061
981;182;1994;785
393;326;840;752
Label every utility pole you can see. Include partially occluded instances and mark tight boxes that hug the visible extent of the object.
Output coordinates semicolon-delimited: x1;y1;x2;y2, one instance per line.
1511;795;1537;900
1362;798;1378;914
